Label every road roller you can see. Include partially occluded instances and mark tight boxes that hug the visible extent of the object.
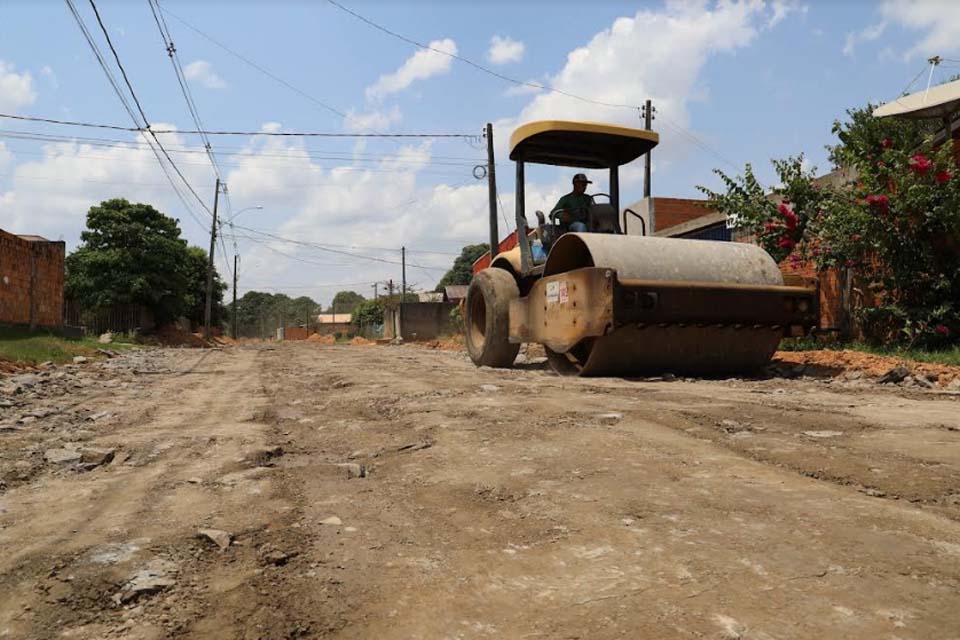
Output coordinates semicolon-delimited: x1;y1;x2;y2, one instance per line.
465;120;819;376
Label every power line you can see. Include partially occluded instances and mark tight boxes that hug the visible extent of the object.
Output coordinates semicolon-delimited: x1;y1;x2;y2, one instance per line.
234;225;460;255
0;129;486;166
147;0;223;181
324;0;743;170
232;224;448;271
0;112;478;139
160;4;349;123
85;0;214;216
63;0;208;231
325;0;641;111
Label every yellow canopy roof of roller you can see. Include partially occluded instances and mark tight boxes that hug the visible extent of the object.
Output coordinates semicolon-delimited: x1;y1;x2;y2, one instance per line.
509;120;659;168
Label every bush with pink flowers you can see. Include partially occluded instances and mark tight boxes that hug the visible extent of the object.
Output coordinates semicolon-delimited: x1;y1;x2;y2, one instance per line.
699;107;959;347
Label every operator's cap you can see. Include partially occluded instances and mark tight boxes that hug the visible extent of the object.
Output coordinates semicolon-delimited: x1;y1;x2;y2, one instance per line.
572;173;592;184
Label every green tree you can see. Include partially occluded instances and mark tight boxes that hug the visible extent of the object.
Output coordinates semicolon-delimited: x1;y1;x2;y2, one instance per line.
183;246;227;326
828;103;941;170
351;299;384;328
229;291;320;337
434;243;489;292
698;156;827;263
327;290;365;314
65;198;223;325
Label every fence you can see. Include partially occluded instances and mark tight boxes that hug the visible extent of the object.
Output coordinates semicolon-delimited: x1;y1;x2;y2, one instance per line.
63;301;155;336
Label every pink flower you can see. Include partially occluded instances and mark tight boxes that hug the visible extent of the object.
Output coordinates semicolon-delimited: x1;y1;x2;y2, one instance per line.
777;236;796;250
876;161;886;168
850;233;861;242
881;138;892;149
935;170;952;184
866;194;890;215
763;221;778;232
844;259;857;268
778;203;799;230
935;324;950;336
909;154;933;174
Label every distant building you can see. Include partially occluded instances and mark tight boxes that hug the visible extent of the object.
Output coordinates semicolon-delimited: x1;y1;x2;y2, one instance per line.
418;292;443;303
314;313;353;335
443;285;468;303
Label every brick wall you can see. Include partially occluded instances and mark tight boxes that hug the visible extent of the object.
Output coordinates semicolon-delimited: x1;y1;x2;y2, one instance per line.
282;326;311;340
0;229;66;328
652;198;718;232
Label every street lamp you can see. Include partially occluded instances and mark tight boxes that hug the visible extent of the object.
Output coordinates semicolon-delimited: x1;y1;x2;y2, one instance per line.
226;205;263;224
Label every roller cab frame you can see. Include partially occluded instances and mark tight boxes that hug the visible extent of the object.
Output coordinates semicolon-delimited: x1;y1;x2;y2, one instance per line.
466;120;819;376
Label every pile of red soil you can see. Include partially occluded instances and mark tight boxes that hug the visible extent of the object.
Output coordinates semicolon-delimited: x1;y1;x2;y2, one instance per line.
140;325;209;348
420;335;466;351
307;333;336;345
774;349;960;386
349;336;375;346
0;358;35;375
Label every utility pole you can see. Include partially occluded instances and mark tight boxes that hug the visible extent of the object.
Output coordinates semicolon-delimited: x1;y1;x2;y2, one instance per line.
642;100;655;199
388;279;395;339
400;247;407;340
372;282;378;302
203;178;221;340
231;253;238;339
485;122;498;261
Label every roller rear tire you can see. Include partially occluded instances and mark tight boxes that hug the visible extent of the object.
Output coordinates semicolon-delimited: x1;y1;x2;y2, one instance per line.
465;269;520;368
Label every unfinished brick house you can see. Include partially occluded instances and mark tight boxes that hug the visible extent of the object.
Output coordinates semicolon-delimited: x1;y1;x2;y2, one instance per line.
0;228;66;329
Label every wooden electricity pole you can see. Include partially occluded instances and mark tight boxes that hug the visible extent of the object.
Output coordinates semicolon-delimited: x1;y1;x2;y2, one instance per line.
643;100;654;199
203;178;221;340
400;247;407;340
486;122;498;260
231;253;238;339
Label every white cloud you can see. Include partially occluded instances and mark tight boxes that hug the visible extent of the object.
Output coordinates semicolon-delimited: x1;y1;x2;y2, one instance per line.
504;81;544;97
487;35;525;65
365;38;457;101
1;1;781;299
343;106;402;133
879;0;960;59
842;21;886;57
766;0;806;29
183;60;227;89
843;1;960;59
0;142;11;170
495;0;768;178
0;60;37;111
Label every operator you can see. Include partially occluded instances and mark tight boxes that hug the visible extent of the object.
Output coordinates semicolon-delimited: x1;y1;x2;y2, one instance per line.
552;173;594;232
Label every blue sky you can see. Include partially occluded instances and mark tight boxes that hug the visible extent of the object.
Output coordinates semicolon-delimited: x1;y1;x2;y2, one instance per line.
2;0;960;303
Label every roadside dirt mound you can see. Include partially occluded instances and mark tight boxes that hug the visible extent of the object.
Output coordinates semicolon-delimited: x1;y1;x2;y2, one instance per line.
420;335;466;351
0;357;34;375
349;336;375;346
141;325;209;348
774;349;960;386
307;333;336;345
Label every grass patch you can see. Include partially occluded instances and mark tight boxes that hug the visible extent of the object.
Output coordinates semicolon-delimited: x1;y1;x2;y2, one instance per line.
779;335;960;367
0;325;138;365
845;343;960;367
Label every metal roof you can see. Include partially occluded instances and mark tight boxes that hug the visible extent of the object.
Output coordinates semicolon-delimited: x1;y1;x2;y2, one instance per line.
509;120;659;168
873;78;960;120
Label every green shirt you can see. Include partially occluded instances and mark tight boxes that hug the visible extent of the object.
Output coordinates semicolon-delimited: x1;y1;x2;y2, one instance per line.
552;192;593;223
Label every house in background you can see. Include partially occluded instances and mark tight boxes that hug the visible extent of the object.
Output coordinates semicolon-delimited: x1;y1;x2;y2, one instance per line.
314;313;353;335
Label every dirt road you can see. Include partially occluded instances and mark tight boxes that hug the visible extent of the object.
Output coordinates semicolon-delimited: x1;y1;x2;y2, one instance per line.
2;344;960;639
